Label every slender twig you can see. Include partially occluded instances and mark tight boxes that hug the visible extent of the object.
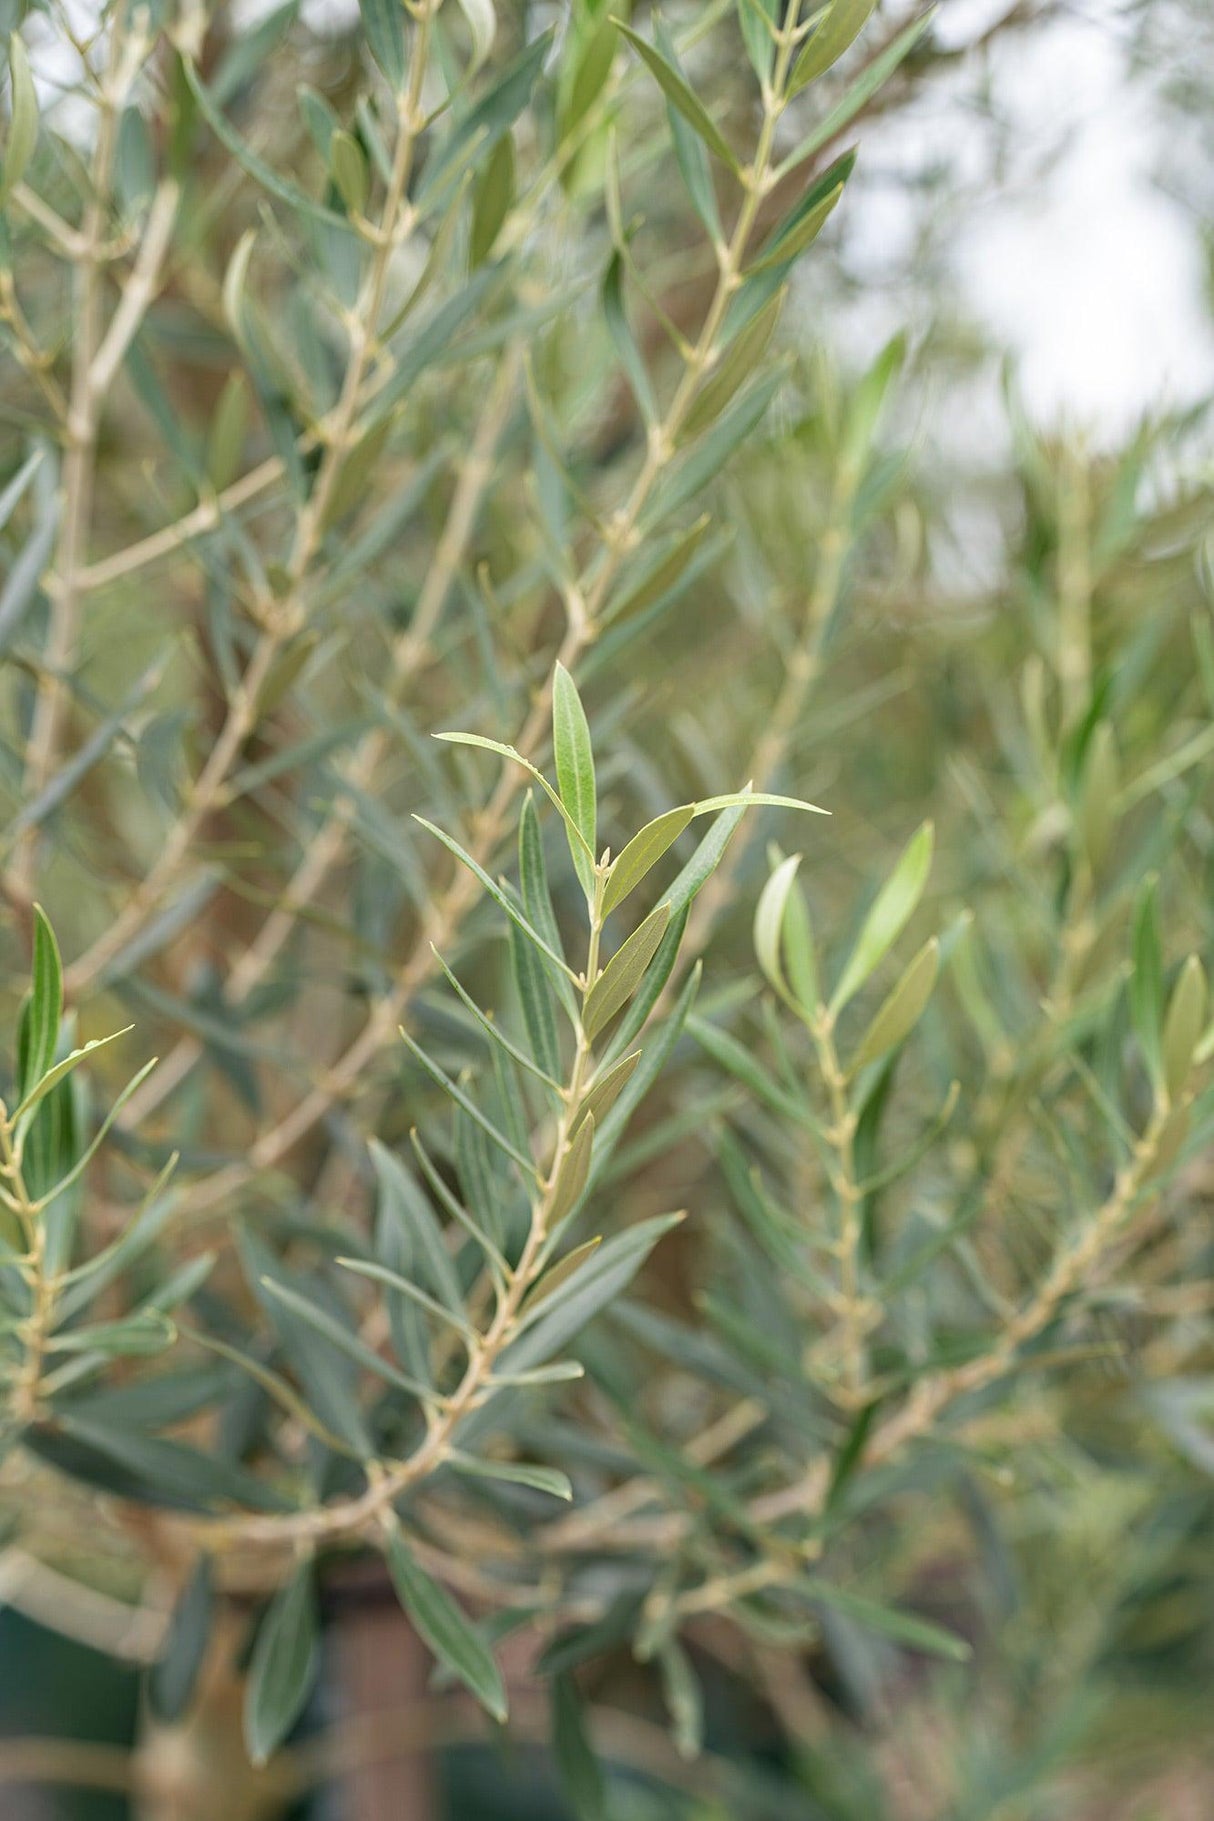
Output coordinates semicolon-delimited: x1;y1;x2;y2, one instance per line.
71;457;288;594
0;1548;168;1662
810;1009;873;1401
11;0;144;903
88;178;181;402
0;1102;56;1427
1057;440;1091;728
0;1737;137;1796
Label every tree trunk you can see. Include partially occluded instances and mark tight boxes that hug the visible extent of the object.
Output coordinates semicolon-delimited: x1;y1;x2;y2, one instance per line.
324;1563;438;1821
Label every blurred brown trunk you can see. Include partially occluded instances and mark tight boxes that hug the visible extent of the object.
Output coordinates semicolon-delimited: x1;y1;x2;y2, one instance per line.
132;1587;437;1821
327;1581;438;1821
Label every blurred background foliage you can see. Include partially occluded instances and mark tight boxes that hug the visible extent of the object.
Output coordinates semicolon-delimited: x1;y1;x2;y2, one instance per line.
0;0;1212;1817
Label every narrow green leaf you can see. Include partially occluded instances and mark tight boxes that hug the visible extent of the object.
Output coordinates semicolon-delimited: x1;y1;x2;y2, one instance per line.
58;1365;227;1434
666;806;747;917
55;1162;177;1316
539;1591;648;1677
830;821;933;1014
411;1130;510;1276
370;1138;464;1315
1162;955;1207;1102
26;1419;292;1515
573;1051;641;1133
359;0;406;87
47;1312;176;1357
603;808;694;915
856;1079;959;1197
384;1527;507;1721
781;861;819;1013
24;906;63;1096
690;1016;804;1122
150;1556;214;1723
185;62;346;227
658;1637;703;1760
789;0;878;94
1077;720;1119;872
603;251;658;424
330;128;368;215
597;911;687;1070
683;289;784;436
736;0;778;82
1;35;38;205
244;1564;319;1767
488;1362;584;1391
421;30;552;203
210;0;297;104
432;945;561;1090
0;458;57;656
448;1453;572;1500
488;1042;529;1163
583;903;672;1039
183;1327;361;1458
510;921;565;1084
613;20;739;170
336;1257;475;1340
242;1234;375;1455
552;663;597;898
367;268;505;424
1130;875;1164;1094
519;792;577;1019
300;81;342;160
646;368;785;524
692;789;827;818
753;853;802;1007
398;1026;537;1177
504;1212;684;1371
526;1237;602;1312
793;1575;970;1662
455;1101;507;1251
12;664;166;839
717;1131;830;1296
595;964;698;1160
745;180;844;275
413;816;578;981
841;328;906;469
14;1030;131;1131
433;731;595;865
602;517;713;628
547;1113;595;1228
249;624;318;718
260;1275;435;1403
33;1057;158;1210
825;1398;880;1511
368;1129;436;1392
654;16;722;240
205;372;251;492
0;445;46;532
470;130;514;266
778;12;936;176
848;936;938;1075
552;1673;607;1820
455;0;497;70
561;16;617;144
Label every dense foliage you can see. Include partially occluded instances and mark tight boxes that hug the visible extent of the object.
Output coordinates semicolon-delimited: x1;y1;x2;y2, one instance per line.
0;1;1211;1816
